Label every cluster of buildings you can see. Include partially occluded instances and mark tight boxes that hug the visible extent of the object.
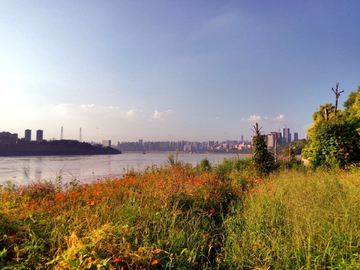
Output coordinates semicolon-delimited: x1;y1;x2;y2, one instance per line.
116;139;252;152
116;128;299;152
262;128;299;149
1;127;300;152
0;129;112;149
0;129;43;142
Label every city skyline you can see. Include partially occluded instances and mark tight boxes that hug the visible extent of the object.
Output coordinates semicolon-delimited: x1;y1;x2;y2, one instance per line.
2;125;301;150
1;1;359;142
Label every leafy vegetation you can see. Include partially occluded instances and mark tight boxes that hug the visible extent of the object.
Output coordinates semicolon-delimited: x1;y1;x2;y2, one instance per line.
311;121;360;169
251;124;275;176
303;83;360;169
2;155;360;269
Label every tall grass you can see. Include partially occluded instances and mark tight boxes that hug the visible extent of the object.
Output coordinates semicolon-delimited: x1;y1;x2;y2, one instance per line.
224;168;360;269
1;157;360;269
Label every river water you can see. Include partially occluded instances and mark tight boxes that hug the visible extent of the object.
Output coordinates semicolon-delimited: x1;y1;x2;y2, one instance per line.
0;153;250;186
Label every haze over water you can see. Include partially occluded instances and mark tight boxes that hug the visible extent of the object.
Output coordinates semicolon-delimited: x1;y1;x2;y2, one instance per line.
0;153;249;186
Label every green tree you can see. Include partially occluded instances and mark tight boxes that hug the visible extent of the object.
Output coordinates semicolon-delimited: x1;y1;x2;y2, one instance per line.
311;121;360;169
302;103;337;161
304;84;360;169
251;123;275;175
343;86;360;131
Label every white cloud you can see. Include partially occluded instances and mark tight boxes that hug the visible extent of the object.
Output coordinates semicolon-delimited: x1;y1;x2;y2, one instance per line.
125;109;142;117
150;109;174;122
242;114;286;123
80;104;94;109
247;115;265;122
272;114;285;121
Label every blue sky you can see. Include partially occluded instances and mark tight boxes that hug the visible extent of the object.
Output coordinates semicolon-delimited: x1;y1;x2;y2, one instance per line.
1;1;359;143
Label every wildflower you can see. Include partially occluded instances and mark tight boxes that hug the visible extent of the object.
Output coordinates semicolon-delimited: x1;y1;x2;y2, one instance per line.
151;260;159;265
113;258;120;262
209;209;214;213
205;234;209;237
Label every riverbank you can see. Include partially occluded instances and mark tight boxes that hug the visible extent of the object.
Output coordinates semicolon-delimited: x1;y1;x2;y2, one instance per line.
1;159;360;269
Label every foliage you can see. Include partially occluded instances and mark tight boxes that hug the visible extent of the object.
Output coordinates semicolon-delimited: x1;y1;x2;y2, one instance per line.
343;85;360;131
251;126;275;175
0;160;249;269
3;162;360;269
303;85;359;161
277;139;307;156
310;121;360;169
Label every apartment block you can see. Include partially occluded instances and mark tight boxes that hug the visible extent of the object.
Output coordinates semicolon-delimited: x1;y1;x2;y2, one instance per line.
36;130;43;142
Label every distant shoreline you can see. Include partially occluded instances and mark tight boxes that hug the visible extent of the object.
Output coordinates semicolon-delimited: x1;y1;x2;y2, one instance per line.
121;151;252;155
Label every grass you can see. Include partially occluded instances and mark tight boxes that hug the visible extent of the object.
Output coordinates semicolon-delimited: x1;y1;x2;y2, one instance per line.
1;158;360;269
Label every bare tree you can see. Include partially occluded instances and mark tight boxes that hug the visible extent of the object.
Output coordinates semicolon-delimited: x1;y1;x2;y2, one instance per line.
331;83;344;122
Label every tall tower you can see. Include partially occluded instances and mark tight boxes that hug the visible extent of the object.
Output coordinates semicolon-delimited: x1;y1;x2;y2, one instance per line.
79;127;82;142
36;130;43;142
283;126;290;143
25;129;31;141
61;126;63;140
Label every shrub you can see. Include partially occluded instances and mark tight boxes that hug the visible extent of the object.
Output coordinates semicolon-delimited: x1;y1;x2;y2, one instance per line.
311;120;360;169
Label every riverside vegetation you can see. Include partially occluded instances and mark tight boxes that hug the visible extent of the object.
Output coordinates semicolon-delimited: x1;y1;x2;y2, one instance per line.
1;157;360;269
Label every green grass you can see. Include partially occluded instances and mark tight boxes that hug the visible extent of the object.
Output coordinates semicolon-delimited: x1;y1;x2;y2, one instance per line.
1;158;360;269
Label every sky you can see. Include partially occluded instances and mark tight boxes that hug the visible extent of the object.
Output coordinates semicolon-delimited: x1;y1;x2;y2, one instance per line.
1;1;360;143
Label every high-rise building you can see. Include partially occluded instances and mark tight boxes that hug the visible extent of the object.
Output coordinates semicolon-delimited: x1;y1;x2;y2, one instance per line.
241;135;244;142
267;133;276;148
293;132;298;141
25;129;31;141
102;140;111;148
36;130;43;142
283;128;290;143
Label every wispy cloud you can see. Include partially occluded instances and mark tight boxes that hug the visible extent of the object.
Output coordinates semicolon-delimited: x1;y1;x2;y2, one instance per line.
125;109;143;117
150;109;174;122
242;114;286;122
272;114;285;121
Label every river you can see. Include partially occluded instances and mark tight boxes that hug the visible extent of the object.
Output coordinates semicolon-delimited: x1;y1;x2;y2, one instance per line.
0;153;250;186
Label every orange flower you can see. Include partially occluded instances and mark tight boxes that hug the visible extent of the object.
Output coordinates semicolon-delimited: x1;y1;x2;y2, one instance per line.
151;260;159;265
113;258;120;262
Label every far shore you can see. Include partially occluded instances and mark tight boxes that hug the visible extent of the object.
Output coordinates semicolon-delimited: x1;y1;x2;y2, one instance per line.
121;150;252;155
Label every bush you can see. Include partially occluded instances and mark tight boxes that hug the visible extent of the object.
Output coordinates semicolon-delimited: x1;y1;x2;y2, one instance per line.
311;120;360;169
